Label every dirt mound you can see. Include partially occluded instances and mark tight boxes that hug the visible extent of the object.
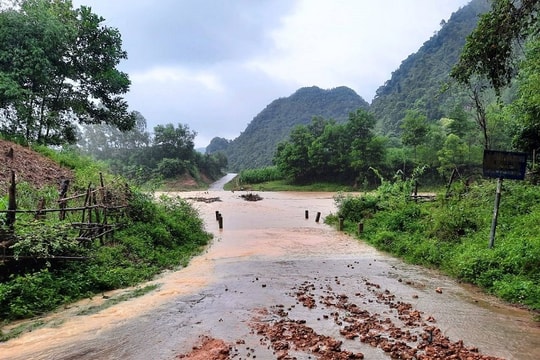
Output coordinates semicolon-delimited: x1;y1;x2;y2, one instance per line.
0;139;73;192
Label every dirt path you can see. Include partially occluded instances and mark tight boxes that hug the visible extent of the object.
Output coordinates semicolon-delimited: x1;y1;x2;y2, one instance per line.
1;190;539;359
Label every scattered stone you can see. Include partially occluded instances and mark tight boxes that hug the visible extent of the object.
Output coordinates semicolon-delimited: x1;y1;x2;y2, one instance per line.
249;279;505;360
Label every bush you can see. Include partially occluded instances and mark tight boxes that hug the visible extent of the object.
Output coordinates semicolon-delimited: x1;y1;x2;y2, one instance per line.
336;177;540;312
156;158;187;178
0;186;211;321
335;193;380;223
2;270;62;318
428;205;482;242
493;275;540;309
369;230;399;251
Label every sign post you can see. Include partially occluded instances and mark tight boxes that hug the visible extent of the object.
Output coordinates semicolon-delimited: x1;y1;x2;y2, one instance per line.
488;178;502;249
482;150;527;248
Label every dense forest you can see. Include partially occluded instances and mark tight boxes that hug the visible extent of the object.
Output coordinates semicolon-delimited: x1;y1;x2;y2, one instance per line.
209;86;369;171
370;0;492;136
207;0;494;175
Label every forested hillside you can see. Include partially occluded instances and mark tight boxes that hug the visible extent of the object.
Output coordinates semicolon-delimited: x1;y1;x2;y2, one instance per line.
211;86;369;171
370;0;491;135
210;0;491;171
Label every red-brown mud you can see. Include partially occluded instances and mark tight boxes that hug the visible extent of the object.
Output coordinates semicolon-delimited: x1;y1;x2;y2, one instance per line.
176;336;231;360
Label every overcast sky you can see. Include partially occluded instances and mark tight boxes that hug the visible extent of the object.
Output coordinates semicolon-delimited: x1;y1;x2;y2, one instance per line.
72;0;472;148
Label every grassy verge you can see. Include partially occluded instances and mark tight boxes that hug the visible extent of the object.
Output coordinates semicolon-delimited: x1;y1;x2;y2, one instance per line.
0;284;158;342
224;175;355;192
329;178;540;318
228;179;354;192
0;192;211;324
76;284;159;316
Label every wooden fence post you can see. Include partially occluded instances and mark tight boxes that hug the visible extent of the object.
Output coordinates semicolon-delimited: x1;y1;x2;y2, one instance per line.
35;197;46;220
58;179;70;220
7;171;16;229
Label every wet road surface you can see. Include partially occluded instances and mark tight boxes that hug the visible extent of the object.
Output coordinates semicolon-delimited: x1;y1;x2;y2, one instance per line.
1;187;539;359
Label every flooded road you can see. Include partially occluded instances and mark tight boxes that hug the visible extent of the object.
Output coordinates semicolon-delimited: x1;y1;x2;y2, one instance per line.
1;183;539;359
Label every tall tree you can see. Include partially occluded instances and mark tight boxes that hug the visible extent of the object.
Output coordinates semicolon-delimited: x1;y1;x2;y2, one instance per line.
512;38;540;153
437;134;469;175
153;123;196;161
308;121;349;178
79;111;149;159
275;120;319;182
450;0;540;151
446;105;475;138
0;0;134;145
451;0;540;95
400;109;429;163
346;109;386;184
274;111;387;185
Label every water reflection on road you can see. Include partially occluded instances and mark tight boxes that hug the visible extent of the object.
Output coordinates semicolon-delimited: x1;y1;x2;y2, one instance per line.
1;185;539;359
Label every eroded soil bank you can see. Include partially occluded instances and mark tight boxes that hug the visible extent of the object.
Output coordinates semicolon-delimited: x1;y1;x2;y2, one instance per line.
1;190;539;359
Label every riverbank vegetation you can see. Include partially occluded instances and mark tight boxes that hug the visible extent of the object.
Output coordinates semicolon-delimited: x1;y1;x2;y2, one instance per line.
328;173;540;316
226;166;353;192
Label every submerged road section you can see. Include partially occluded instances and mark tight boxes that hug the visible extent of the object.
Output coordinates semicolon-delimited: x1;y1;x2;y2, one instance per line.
1;186;539;359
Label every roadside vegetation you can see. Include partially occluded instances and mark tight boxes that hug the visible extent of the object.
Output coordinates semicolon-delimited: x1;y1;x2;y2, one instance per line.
327;172;540;316
225;166;354;192
0;147;212;337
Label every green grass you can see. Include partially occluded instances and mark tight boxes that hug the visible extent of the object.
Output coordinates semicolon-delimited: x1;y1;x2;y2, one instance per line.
330;179;540;315
225;176;355;192
76;284;159;316
0;149;213;329
0;319;46;342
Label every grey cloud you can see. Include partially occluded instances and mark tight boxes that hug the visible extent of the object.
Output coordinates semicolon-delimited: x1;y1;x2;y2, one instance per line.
76;0;294;70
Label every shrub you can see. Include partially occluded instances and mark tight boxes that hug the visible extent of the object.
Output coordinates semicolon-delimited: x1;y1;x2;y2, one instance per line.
336;177;540;312
335;193;379;223
493;275;540;309
428;205;482;242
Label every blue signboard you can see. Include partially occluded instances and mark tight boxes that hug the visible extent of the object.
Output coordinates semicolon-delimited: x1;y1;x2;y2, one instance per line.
483;150;527;180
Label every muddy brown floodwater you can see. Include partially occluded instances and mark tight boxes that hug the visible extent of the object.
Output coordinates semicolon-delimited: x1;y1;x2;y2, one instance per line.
1;183;539;359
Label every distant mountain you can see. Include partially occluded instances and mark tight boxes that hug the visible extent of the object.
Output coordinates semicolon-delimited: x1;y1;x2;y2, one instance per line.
207;0;491;171
370;0;491;135
209;86;369;171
